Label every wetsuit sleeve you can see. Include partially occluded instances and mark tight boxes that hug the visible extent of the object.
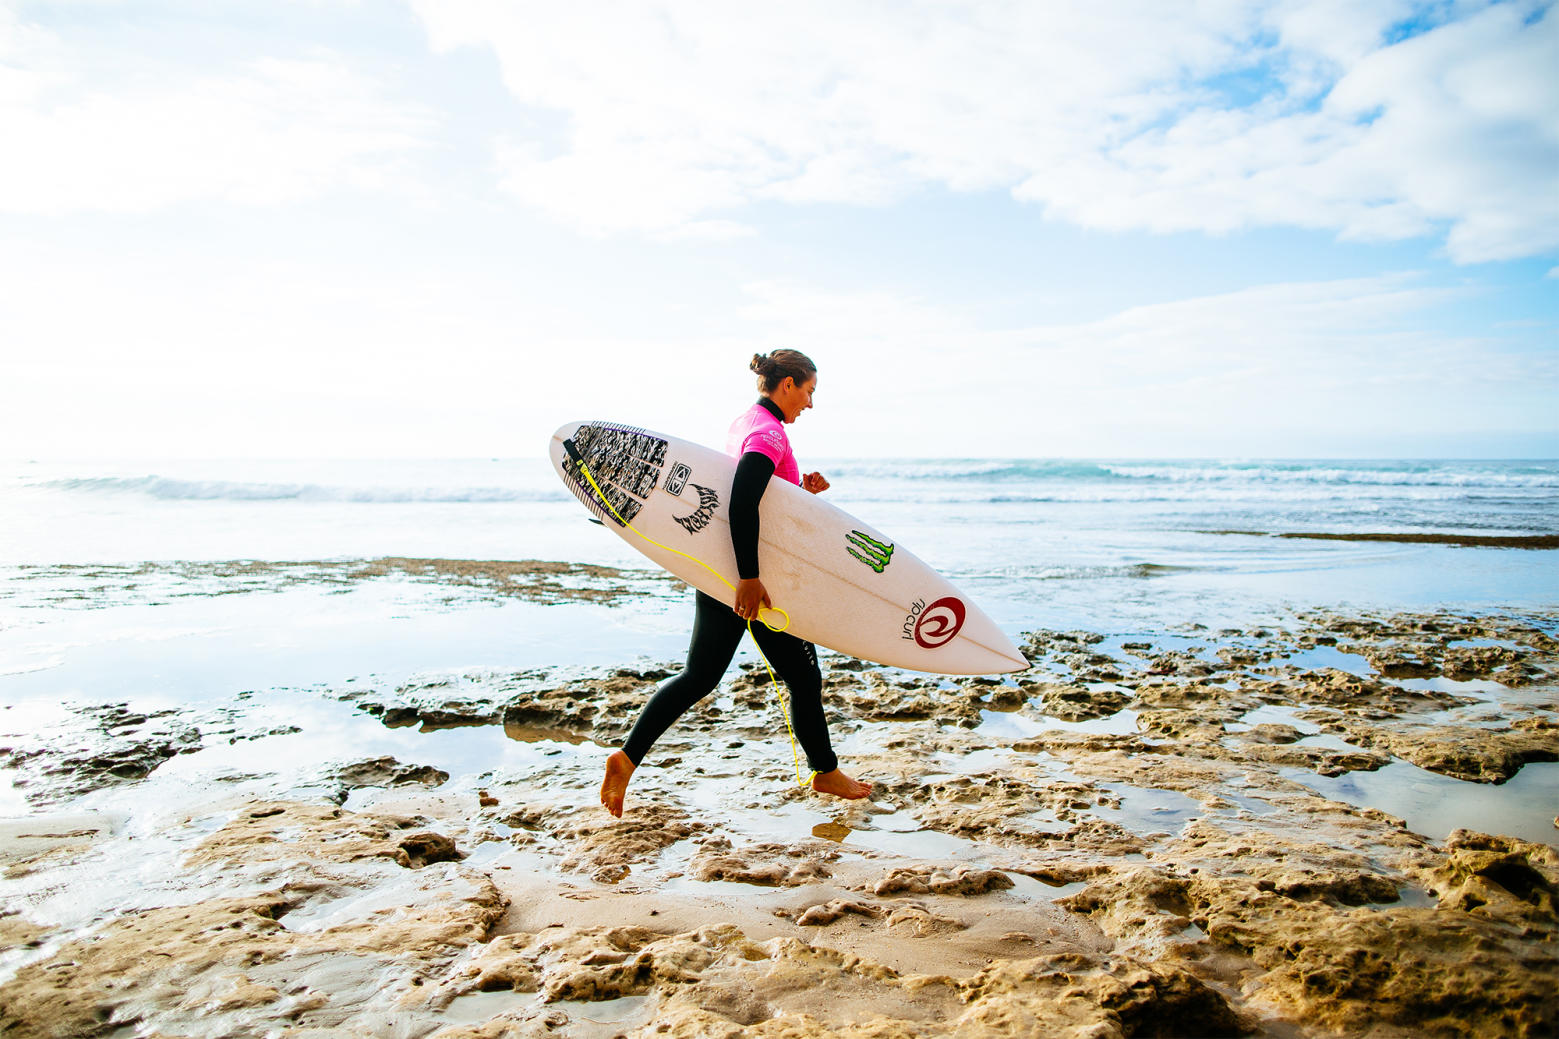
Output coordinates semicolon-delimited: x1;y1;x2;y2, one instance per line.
730;450;775;580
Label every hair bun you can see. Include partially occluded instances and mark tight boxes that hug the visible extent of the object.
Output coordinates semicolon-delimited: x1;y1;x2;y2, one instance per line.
749;348;816;394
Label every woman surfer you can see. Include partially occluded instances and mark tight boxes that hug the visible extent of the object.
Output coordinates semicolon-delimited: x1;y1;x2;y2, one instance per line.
599;350;874;817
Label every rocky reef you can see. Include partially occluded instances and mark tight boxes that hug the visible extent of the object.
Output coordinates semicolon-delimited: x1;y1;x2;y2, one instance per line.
1;608;1555;1037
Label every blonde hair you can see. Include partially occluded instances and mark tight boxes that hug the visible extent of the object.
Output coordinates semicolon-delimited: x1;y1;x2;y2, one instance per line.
750;350;816;394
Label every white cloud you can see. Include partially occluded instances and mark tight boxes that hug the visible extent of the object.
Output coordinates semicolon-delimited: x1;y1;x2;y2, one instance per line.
412;0;1559;261
2;230;1549;458
714;274;1555;456
0;6;432;214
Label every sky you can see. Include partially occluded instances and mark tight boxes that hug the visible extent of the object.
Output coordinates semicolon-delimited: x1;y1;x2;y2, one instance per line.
0;0;1555;460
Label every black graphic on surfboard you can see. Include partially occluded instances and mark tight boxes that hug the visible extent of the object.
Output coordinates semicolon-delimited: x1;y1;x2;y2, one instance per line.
674;484;720;534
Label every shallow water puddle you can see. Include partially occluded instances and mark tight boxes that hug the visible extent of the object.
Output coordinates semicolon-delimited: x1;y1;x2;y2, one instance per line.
975;706;1141;740
789;801;981;859
972;709;1041;741
1225;703;1325;735
1291;732;1368;753
1445;637;1528;651
1289;759;1559;844
1397;674;1559;724
844;814;990;860
1088;782;1201;835
832;718;929;757
442;990;654;1031
441;989;536;1026
134;686;575;799
1281;643;1373;675
1094;633;1221;664
1054;706;1141;735
1005;872;1088;901
1409;700;1532;729
1397;674;1508;697
944;746;1022;772
461;835;554;876
1384;884;1437;909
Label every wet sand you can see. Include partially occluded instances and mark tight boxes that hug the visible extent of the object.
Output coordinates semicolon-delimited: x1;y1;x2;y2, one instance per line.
0;568;1556;1038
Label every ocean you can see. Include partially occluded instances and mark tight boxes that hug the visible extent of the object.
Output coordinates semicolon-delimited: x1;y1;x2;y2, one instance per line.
3;455;1555;616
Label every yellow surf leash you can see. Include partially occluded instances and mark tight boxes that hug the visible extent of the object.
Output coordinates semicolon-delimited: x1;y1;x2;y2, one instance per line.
565;443;817;788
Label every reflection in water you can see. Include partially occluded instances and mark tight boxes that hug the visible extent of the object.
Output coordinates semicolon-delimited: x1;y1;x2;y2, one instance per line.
1091;782;1202;834
503;718;595;746
1227;703;1324;735
976;707;1141;740
812;821;852;843
1281;644;1374;676
1291;760;1559;845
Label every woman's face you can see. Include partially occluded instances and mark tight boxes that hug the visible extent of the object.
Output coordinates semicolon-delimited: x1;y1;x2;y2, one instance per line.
773;375;816;423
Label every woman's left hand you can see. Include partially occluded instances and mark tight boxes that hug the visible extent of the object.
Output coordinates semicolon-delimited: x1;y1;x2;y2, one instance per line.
803;471;830;494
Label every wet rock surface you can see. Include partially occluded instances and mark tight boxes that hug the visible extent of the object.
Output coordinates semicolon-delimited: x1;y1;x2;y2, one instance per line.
322;755;451;802
0;557;672;609
1;607;1556;1037
690;836;842;887
0;701;303;808
0;800;506;1039
1333;720;1559;783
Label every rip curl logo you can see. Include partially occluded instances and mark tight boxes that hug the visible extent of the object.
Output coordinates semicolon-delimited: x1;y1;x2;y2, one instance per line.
673;484;720;534
902;595;966;649
846;530;894;573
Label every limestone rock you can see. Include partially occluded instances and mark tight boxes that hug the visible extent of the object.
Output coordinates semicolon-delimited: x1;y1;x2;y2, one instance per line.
555;804;708;883
690;837;839;887
1023;681;1130;721
871;866;1015;898
943;953;1245;1039
1337;723;1559;783
1420;830;1559;932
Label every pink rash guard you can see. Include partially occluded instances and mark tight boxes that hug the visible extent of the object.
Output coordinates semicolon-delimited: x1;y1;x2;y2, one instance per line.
726;401;801;486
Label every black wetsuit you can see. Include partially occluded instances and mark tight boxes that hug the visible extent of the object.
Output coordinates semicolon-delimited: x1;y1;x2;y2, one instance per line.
620;399;839;774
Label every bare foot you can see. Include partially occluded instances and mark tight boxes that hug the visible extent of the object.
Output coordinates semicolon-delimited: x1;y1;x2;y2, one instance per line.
811;768;872;800
600;750;636;817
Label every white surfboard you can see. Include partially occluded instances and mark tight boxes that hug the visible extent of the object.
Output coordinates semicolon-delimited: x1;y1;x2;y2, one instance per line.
550;420;1027;675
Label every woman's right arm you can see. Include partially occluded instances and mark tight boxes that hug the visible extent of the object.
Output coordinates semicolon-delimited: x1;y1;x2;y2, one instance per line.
730;450;776;619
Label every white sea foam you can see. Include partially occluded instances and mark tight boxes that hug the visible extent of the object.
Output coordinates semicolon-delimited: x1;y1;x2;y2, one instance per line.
0;457;1554;571
32;475;567;504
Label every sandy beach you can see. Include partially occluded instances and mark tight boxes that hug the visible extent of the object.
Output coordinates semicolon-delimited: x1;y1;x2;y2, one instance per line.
1;556;1555;1038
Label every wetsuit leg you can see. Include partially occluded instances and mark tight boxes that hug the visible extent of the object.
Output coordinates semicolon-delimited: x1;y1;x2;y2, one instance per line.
621;590;745;766
750;626;839;775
